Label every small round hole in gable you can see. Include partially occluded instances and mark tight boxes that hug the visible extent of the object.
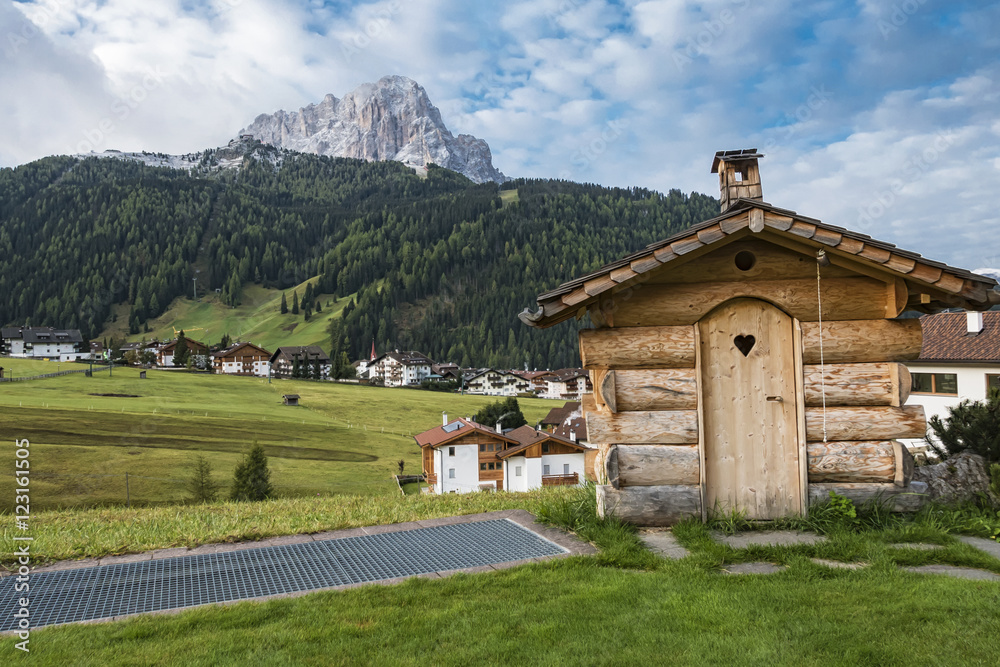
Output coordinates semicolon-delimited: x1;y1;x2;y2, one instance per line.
734;251;756;271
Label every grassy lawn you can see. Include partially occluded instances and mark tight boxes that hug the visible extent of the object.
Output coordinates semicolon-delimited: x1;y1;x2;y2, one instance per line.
0;364;560;509
2;487;999;665
99;277;356;350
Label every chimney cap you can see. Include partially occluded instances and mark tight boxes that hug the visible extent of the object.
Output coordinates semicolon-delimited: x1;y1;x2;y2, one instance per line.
711;148;764;173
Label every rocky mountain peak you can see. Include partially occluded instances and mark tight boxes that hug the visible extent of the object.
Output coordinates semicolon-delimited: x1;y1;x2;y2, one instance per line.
240;76;506;183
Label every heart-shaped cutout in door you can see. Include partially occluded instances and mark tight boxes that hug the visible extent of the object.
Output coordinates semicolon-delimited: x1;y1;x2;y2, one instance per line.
734;334;756;357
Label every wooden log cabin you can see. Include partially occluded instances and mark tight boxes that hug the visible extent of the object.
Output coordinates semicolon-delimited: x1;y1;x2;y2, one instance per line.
520;149;1000;525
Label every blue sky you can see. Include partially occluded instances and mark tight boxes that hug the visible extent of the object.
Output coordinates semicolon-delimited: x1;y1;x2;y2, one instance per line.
1;0;998;270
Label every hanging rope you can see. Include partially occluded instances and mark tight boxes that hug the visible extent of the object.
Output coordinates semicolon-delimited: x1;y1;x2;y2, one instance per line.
816;250;828;443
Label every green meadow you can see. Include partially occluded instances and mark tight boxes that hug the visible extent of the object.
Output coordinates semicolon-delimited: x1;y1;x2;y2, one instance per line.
100;277;356;351
0;359;559;509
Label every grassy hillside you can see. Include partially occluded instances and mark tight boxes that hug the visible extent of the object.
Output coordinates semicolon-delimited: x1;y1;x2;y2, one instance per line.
0;364;560;509
99;276;356;352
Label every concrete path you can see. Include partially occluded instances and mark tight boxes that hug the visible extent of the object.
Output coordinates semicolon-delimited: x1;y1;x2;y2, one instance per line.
888;543;944;551
811;558;865;570
0;510;595;632
639;530;690;560
902;565;1000;581
711;530;827;548
722;562;786;575
956;536;1000;560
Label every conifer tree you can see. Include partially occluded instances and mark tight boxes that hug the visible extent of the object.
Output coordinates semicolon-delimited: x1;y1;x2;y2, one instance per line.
280;292;288;314
230;442;273;501
188;455;219;503
292;290;299;314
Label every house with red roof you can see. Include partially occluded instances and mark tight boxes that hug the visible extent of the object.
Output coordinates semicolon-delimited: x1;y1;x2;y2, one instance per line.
415;413;588;494
903;311;1000;447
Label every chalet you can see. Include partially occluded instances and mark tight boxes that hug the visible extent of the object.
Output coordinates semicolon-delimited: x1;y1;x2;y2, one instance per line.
352;359;370;379
464;369;532;396
367;350;433;387
415;414;588;494
513;370;554;395
432;363;461;381
541;369;593;400
270;346;332;379
118;340;162;364
416;415;520;493
158;338;209;368
213;342;272;377
1;327;86;361
902;311;1000;449
520;148;998;525
539;401;581;432
498;426;588;491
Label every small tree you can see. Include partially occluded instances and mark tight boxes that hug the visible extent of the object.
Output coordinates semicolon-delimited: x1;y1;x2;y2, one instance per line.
291;290;299;315
280;293;288;314
927;388;1000;464
188;455;219;503
173;330;190;367
398;459;405;475
230;442;273;501
312;356;322;380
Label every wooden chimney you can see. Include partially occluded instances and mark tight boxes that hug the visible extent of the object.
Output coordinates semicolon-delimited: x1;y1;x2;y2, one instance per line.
712;148;763;213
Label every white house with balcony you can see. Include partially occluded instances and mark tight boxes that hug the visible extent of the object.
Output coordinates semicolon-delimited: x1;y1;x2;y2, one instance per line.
1;327;86;361
903;311;1000;451
464;369;532;396
368;350;433;387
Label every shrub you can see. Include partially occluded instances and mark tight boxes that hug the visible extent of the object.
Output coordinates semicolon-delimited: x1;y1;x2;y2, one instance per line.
926;388;1000;464
230;442;274;502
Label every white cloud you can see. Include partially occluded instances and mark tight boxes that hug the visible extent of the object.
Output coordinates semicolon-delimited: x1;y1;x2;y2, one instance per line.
0;0;997;272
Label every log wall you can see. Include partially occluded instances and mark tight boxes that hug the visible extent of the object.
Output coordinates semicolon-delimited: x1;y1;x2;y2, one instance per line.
579;247;928;524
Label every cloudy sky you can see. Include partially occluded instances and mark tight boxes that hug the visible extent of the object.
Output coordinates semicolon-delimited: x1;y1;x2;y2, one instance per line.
1;0;998;270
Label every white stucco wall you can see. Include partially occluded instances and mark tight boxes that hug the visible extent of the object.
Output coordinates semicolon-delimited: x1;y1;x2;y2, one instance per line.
505;456;528;492
902;361;1000;449
541;453;586;485
438;443;480;494
525;458;543;490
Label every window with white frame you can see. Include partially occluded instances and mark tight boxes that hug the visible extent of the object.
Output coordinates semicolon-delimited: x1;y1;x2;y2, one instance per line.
515;466;522;476
543;464;550;475
564;463;570;474
448;468;455;479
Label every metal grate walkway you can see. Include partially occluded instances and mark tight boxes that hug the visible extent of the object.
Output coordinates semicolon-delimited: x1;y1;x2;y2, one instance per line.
0;519;566;630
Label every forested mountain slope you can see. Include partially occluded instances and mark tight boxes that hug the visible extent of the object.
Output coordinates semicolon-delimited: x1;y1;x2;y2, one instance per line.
0;149;718;368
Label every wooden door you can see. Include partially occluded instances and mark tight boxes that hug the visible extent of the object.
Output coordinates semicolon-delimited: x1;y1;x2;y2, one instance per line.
700;298;802;519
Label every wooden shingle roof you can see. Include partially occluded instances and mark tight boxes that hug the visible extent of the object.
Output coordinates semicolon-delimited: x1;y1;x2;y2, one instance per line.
521;198;998;329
